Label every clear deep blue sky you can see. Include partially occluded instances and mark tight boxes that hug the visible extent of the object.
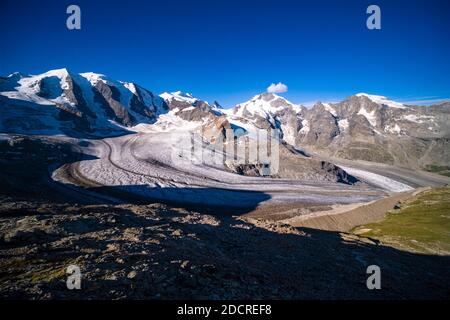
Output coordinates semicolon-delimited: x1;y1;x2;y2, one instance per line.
1;0;449;107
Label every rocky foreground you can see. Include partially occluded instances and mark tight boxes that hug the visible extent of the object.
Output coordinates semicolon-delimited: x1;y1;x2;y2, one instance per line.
1;195;449;300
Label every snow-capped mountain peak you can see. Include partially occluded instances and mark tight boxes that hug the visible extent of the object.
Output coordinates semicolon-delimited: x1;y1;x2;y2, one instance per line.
79;72;110;86
355;93;406;109
17;68;72;93
248;92;287;104
234;92;303;118
160;91;198;104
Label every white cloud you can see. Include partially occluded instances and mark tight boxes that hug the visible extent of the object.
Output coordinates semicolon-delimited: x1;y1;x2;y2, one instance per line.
267;82;288;94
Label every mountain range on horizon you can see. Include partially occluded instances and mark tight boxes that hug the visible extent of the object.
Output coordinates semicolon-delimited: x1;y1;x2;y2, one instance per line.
1;68;450;170
2;68;450;107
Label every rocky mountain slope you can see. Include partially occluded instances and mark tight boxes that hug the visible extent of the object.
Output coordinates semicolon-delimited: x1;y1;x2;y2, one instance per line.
225;93;450;170
297;94;450;168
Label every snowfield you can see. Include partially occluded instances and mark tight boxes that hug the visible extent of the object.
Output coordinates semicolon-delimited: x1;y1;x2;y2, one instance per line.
356;93;406;109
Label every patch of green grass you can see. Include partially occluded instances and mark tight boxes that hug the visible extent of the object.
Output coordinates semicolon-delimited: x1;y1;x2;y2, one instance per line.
353;187;450;255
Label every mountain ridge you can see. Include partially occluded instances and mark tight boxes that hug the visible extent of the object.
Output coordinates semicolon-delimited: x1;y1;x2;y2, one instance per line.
1;68;449;169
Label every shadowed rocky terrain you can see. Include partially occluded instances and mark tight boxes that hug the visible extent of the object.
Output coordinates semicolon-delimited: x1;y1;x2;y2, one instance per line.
1;195;450;299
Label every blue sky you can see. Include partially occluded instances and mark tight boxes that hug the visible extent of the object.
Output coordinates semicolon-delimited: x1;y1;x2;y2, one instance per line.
1;0;449;107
